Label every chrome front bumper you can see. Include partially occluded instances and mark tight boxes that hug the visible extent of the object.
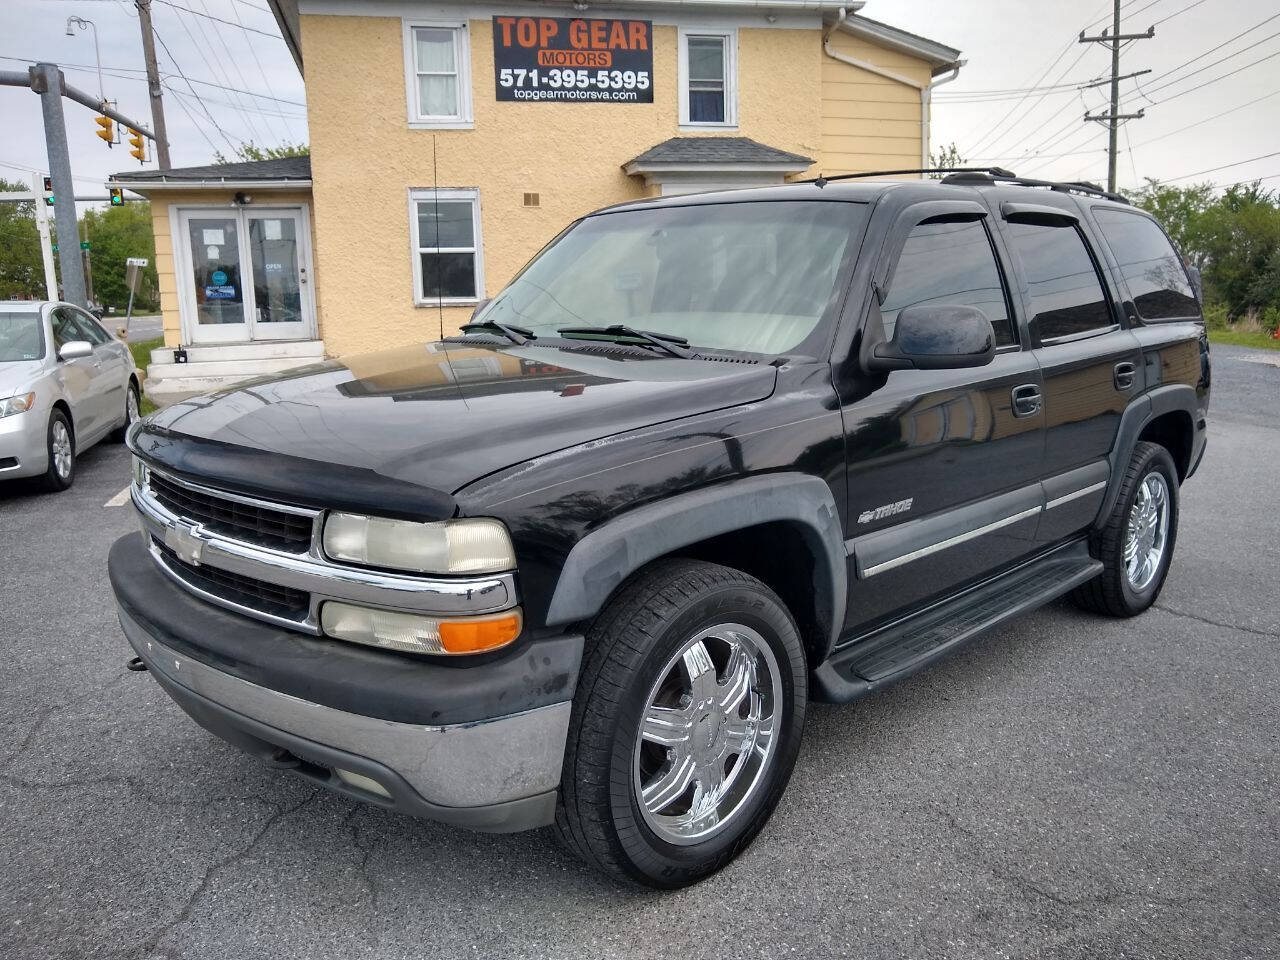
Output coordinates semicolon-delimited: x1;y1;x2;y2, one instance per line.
120;608;571;831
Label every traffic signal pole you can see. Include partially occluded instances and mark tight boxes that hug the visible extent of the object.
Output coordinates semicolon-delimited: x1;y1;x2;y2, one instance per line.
0;63;157;307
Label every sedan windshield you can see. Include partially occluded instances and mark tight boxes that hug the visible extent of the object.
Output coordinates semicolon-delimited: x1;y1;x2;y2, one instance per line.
474;200;866;355
0;311;44;362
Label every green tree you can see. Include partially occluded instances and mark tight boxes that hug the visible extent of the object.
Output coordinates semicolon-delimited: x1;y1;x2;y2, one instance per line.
0;176;47;300
1193;184;1280;316
1125;178;1216;268
214;141;309;164
82;201;159;311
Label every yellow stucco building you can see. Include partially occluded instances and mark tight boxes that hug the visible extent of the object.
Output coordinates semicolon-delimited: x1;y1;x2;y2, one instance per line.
110;0;961;401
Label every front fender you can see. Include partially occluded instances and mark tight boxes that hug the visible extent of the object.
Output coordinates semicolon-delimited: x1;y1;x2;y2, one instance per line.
543;473;847;658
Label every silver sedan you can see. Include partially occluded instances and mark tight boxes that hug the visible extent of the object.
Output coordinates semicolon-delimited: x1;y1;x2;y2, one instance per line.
0;301;140;492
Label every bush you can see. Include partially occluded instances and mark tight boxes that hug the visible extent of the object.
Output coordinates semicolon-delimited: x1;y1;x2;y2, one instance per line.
1201;301;1230;330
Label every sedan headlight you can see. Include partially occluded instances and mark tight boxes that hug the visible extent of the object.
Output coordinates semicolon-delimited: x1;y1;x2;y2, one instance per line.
322;513;516;575
0;392;35;419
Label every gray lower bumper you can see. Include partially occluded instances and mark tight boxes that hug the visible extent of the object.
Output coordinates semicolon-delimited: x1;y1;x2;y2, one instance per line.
121;610;570;832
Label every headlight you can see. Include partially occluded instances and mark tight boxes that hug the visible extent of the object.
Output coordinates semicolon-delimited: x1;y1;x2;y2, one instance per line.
321;601;523;656
131;454;149;488
322;513;516;575
0;392;35;419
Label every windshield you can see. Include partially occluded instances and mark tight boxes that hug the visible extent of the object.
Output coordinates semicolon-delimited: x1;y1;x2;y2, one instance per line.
0;311;44;362
474;200;866;355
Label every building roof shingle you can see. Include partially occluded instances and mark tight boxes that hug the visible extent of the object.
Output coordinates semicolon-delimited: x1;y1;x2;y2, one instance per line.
111;155;311;183
626;137;813;168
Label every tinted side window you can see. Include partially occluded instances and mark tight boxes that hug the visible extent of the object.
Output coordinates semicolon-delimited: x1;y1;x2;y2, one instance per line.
50;308;79;350
1005;222;1112;341
880;219;1015;347
1093;209;1197;320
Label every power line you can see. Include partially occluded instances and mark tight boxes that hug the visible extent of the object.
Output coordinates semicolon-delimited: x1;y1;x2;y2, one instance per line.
1150;47;1280;106
150;0;282;39
192;0;276;140
1165;150;1280;182
165;0;265;143
150;23;243;153
162;84;223;154
1141;25;1280;99
1151;0;1211;27
1132;88;1280;148
226;0;292;139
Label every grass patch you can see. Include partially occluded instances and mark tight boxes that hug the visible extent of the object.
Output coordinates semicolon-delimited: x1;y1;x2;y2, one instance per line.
1208;328;1280;351
127;336;164;415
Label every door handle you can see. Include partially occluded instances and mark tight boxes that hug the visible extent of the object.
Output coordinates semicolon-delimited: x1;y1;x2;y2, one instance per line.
1113;361;1137;391
1011;383;1042;418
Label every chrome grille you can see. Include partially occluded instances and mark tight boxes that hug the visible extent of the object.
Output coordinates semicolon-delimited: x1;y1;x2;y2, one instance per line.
148;471;315;554
153;538;311;622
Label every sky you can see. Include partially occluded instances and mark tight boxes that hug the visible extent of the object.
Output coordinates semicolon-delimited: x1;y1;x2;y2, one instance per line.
0;0;1277;206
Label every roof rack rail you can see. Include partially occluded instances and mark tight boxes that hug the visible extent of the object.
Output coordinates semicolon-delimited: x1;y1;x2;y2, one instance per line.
804;167;1017;187
939;170;1130;205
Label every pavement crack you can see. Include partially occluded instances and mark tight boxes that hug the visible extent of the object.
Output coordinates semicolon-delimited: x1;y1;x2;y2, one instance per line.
1153;603;1280;639
130;790;322;959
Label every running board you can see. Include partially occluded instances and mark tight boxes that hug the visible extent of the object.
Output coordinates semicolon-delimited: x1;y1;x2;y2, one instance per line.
814;539;1102;703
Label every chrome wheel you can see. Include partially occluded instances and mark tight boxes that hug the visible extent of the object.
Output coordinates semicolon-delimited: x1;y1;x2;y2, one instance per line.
51;420;72;480
632;623;782;846
1124;471;1169;591
126;387;139;424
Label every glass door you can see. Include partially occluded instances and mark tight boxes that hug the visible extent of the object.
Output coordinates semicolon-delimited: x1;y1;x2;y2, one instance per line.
179;207;316;345
182;210;250;344
245;210;312;341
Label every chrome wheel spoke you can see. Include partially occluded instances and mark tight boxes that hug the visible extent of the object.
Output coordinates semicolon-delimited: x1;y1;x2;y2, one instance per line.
642;754;696;813
722;714;758;756
716;640;752;714
641;704;693;747
681;640;717;705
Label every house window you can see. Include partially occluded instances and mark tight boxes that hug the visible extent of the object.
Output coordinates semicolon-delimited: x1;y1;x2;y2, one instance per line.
410;189;483;304
679;28;737;127
404;21;472;127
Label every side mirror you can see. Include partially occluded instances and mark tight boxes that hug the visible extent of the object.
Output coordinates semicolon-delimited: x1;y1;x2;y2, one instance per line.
470;298;491;320
868;304;995;371
58;340;93;361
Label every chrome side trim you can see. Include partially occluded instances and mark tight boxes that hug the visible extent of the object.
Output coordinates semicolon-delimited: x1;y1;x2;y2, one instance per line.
131;483;517;624
862;506;1042;578
1045;480;1107;511
121;612;571;808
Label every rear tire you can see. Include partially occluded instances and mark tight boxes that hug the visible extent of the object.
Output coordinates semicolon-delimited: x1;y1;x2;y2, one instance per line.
1071;441;1179;617
39;410;75;492
555;558;807;888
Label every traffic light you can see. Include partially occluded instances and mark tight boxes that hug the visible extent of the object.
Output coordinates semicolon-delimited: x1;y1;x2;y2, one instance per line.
109;187;124;206
95;115;114;145
128;128;145;163
42;175;54;206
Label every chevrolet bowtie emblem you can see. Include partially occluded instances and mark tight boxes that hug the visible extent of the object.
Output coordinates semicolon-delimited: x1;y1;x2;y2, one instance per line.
165;522;206;566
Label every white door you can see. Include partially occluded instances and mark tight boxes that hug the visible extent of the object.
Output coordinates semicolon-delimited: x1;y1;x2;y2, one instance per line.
178;207;315;345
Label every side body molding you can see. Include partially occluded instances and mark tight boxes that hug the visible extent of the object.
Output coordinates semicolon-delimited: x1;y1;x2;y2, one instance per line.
544;473;847;656
1095;383;1198;529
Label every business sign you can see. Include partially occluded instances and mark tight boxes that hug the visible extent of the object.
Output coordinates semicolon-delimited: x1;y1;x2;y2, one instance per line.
493;16;653;104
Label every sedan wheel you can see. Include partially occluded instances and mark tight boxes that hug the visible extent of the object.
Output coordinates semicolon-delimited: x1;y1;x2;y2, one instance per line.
39;410;75;492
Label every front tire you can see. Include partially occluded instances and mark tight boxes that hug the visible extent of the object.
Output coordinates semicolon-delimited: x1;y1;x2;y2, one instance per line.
1072;441;1179;617
39;410;75;492
555;559;807;888
110;380;140;443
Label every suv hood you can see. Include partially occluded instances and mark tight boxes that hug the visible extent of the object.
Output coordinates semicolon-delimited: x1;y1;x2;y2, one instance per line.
134;342;776;517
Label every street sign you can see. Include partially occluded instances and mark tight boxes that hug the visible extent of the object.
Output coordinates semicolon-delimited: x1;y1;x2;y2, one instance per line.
80;241;90;250
126;257;149;267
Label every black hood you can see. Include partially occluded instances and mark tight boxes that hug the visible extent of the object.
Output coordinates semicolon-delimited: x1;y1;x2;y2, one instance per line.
133;342;776;519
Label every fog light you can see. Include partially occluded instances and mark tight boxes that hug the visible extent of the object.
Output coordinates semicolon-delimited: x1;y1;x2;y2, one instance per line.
335;768;392;799
320;601;522;656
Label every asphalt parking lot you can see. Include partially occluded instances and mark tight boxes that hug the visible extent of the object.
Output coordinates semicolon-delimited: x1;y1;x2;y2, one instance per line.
2;344;1277;960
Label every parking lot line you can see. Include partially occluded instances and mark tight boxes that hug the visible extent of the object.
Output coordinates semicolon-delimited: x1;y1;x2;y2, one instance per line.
104;486;131;508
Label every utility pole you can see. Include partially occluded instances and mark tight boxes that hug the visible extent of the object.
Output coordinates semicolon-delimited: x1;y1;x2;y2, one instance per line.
135;0;171;169
1079;0;1153;193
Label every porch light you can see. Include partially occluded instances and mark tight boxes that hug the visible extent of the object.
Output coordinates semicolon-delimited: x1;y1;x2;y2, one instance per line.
322;513;516;575
320;601;523;656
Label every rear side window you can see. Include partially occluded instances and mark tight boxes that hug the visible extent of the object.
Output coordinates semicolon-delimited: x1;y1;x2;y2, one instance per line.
880;219;1016;347
1093;209;1198;320
1005;222;1112;341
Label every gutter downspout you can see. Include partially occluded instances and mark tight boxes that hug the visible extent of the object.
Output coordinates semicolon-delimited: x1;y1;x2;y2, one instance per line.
922;62;965;166
822;8;964;172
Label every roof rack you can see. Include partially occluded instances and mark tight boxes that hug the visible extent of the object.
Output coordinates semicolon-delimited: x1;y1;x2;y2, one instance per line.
940;170;1130;205
800;166;1131;205
804;166;1016;187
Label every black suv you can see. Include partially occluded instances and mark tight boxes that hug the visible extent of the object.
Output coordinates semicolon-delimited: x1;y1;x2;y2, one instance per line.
110;172;1209;888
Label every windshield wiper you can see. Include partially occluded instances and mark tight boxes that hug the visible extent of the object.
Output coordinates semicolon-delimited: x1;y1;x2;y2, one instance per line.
459;318;534;345
557;324;694;359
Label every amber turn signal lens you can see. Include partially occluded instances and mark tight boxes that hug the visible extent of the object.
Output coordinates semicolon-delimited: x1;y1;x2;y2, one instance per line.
439;611;523;654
